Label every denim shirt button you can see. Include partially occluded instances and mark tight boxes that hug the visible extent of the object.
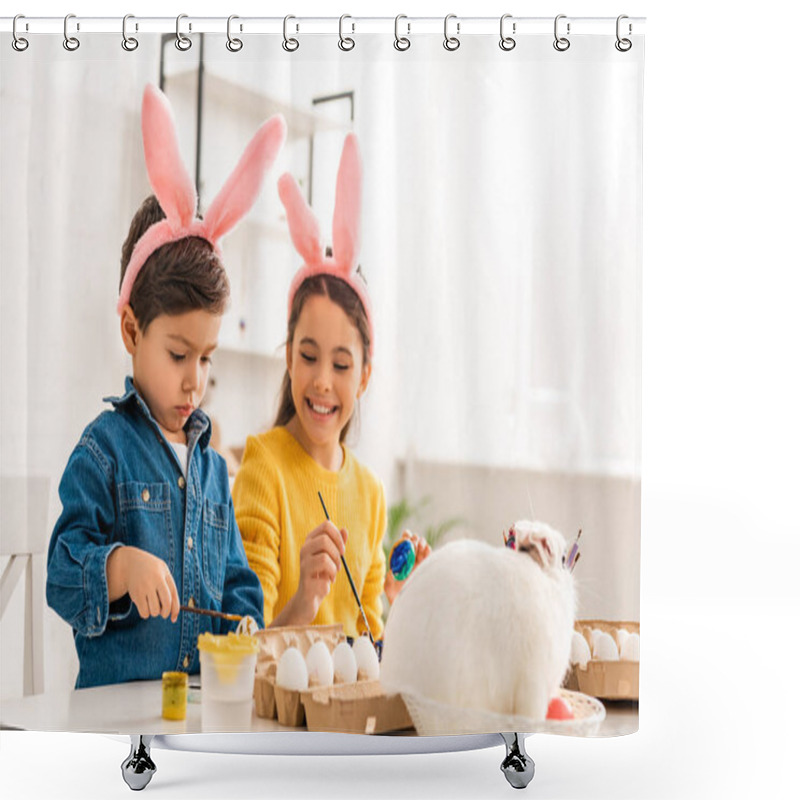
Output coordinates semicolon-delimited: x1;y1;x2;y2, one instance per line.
187;536;193;551
178;476;186;489
141;488;150;502
187;597;195;608
96;607;101;624
183;655;190;668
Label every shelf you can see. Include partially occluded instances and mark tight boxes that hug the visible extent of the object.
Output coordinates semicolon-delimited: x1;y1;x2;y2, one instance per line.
164;70;345;140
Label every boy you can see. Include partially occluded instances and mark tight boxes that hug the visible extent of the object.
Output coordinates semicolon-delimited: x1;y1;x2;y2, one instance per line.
46;85;285;687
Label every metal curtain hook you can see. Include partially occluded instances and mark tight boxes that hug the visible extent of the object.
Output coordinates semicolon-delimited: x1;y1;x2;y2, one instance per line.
394;14;410;51
615;14;632;51
12;14;29;52
283;15;299;52
553;14;570;52
63;13;80;51
339;14;355;51
499;13;516;51
227;15;243;52
122;14;139;51
175;14;192;51
444;14;460;51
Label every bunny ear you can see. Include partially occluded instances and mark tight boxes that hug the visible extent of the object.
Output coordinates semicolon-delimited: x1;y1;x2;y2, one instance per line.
141;84;197;229
204;114;287;242
278;172;323;266
332;133;362;271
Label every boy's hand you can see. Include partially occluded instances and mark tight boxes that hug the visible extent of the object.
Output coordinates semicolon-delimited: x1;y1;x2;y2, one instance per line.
384;530;432;605
295;522;348;622
108;546;180;622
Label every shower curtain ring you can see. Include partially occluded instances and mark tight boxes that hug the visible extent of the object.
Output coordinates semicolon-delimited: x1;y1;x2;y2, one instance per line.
499;14;516;51
226;15;243;52
283;15;299;52
615;15;632;52
12;15;29;52
394;15;411;51
553;14;570;52
122;14;139;51
339;15;355;51
444;14;460;51
63;14;80;51
175;14;192;51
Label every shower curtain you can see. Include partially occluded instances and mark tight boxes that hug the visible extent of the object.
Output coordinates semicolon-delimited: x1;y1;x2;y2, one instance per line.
0;17;643;738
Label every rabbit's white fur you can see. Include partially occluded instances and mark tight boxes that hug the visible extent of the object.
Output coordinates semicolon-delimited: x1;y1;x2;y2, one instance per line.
380;521;575;721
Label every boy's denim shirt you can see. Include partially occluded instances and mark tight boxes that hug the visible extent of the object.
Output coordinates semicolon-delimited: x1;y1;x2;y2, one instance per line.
46;377;264;688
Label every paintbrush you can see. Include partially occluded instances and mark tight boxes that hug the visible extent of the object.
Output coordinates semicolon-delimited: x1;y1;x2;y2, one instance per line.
180;605;243;622
317;491;375;645
566;529;583;572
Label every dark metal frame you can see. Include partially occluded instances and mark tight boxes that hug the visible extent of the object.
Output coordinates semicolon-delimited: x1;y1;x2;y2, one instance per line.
159;33;206;206
308;91;355;205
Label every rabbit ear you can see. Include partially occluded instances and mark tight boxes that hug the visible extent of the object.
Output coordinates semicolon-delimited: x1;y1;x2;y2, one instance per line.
204;114;287;242
141;84;197;229
278;172;323;266
332;133;362;271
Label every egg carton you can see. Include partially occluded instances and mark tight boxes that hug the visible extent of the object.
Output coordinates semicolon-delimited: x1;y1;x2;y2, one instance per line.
303;680;413;734
567;619;639;700
258;673;413;733
400;688;605;737
254;623;345;668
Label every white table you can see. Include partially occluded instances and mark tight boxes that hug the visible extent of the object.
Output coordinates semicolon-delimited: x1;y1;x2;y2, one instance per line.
0;680;637;736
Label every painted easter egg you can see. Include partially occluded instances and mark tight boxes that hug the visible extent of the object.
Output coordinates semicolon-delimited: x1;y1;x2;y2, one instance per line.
546;696;575;720
390;538;416;581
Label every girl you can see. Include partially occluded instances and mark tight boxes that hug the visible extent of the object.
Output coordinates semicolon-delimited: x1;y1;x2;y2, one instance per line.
232;134;428;638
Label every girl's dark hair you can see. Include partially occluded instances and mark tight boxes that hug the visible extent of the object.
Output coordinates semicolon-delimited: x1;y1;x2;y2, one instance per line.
119;195;229;332
274;274;371;443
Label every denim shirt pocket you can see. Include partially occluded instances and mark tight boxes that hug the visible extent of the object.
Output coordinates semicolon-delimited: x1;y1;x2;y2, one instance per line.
202;499;228;602
118;481;174;572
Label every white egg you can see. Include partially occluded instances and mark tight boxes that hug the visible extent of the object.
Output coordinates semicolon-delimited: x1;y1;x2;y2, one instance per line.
569;631;592;668
352;635;380;681
235;615;259;636
592;631;620;661
332;642;358;684
621;632;640;662
615;628;630;652
276;646;309;691
305;641;334;688
590;628;605;650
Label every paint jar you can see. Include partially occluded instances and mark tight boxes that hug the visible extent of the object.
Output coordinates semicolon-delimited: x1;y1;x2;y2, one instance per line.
197;632;259;731
161;671;188;721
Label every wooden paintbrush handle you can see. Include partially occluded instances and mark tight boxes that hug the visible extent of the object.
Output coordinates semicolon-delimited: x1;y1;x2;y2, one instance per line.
180;605;243;622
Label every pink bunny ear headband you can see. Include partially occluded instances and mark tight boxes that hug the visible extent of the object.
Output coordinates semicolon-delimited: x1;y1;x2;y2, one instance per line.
278;133;373;359
117;84;287;314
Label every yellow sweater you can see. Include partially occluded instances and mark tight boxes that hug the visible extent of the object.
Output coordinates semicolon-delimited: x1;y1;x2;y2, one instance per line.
232;427;386;638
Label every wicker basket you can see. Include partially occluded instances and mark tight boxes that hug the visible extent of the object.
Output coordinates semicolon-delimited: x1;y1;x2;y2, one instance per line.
399;688;605;737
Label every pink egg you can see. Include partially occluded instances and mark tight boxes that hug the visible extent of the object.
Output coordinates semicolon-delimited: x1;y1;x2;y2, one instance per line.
546;697;574;720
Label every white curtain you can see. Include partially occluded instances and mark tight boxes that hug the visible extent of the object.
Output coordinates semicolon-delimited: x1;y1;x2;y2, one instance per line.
1;32;642;695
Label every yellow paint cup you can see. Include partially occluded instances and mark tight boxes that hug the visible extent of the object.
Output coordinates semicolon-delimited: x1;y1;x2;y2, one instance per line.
162;671;188;721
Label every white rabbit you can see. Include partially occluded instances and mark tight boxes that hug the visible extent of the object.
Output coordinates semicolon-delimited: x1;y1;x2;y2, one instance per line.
380;520;575;722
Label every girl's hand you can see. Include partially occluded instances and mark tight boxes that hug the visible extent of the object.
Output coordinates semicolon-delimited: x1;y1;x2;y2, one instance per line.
294;521;348;622
384;530;432;605
109;546;181;622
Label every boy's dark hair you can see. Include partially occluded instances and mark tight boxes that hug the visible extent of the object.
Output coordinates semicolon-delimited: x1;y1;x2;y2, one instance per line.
274;274;371;443
119;195;230;332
